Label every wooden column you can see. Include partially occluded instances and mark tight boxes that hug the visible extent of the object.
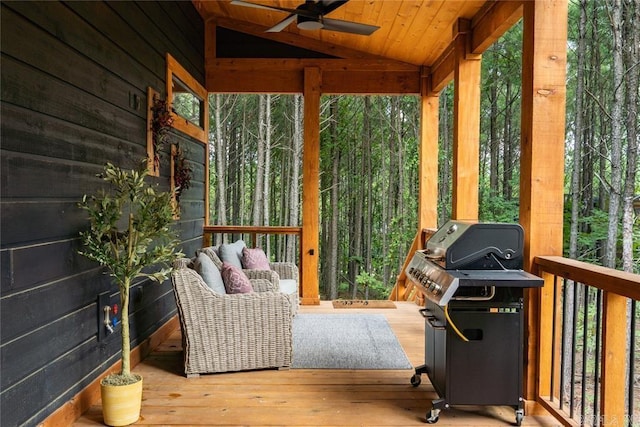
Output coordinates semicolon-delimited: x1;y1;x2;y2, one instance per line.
519;0;568;404
419;70;440;230
451;20;481;220
300;67;321;305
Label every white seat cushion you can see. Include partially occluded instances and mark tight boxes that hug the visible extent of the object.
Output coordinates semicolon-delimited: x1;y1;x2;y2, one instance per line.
279;279;297;296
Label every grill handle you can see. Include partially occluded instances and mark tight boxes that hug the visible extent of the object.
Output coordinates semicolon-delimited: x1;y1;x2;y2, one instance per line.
419;308;445;330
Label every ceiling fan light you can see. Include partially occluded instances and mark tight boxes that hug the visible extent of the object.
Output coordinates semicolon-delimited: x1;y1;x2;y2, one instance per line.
297;16;323;30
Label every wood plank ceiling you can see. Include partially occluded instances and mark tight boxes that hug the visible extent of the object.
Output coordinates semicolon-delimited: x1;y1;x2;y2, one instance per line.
192;0;488;67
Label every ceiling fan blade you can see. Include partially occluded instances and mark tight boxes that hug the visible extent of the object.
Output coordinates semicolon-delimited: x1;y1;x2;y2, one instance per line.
321;17;380;35
230;0;317;19
319;0;349;14
266;14;297;32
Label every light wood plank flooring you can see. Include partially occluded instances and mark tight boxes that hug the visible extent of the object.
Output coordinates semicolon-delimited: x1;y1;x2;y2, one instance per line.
74;301;560;426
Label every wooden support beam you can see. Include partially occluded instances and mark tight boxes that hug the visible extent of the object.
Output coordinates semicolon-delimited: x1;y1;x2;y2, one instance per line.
470;1;524;54
206;59;420;94
451;28;481;220
300;67;321;305
519;0;568;403
419;70;439;229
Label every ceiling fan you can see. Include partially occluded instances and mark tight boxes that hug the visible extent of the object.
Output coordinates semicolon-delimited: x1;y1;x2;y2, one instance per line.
230;0;380;35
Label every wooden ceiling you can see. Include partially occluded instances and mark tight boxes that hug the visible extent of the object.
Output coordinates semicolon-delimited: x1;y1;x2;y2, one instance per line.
193;0;493;67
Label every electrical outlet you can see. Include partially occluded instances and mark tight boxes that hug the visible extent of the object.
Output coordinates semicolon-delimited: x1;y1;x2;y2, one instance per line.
98;291;110;342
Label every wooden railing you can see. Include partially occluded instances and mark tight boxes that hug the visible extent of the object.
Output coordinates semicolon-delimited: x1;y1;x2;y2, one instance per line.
534;256;640;427
203;225;302;249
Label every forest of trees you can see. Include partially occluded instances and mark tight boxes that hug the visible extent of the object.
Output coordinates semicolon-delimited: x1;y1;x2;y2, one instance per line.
207;0;639;300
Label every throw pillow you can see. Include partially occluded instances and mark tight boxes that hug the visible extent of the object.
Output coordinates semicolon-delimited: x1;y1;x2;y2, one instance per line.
200;246;223;269
218;240;246;269
193;253;226;294
242;247;271;270
221;262;254;294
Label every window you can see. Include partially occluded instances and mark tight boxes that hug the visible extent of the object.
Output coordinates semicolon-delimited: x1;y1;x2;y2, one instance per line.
166;53;208;144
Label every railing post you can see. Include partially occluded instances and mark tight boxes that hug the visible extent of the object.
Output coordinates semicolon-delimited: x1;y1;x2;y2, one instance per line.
600;292;628;426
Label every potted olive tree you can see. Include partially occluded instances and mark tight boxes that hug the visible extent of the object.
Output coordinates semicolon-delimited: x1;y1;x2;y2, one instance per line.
79;161;181;426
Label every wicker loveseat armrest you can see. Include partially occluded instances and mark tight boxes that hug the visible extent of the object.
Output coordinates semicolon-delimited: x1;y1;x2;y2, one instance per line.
270;262;298;281
243;268;280;286
250;278;278;292
171;268;293;376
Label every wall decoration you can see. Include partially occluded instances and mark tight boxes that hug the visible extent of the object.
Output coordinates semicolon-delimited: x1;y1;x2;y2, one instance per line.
146;87;174;176
171;143;192;218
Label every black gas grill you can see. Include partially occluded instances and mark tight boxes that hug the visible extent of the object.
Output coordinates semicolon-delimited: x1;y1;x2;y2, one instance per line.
406;221;543;425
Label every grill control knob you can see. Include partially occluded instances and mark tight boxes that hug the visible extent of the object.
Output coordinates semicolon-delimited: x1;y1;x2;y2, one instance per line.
432;283;442;295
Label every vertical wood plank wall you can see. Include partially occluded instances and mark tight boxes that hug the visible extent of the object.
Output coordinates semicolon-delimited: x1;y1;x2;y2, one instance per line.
0;2;205;425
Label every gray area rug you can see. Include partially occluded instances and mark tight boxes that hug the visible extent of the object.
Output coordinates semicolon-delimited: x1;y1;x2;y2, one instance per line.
291;314;413;370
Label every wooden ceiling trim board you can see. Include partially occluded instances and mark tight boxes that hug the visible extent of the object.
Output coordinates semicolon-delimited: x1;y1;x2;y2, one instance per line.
211;58;419;72
470;0;524;54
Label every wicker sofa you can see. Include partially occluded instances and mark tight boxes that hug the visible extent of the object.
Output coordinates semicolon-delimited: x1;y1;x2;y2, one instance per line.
199;242;299;313
171;259;294;377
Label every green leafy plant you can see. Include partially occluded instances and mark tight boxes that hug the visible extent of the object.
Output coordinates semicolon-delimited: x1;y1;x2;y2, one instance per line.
79;161;182;385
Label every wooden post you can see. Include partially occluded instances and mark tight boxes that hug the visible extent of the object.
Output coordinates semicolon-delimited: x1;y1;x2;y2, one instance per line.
419;69;439;230
600;292;628;425
300;67;321;305
451;20;481;220
519;0;568;405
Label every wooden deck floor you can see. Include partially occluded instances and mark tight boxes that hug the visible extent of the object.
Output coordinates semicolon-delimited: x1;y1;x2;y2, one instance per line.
74;301;560;426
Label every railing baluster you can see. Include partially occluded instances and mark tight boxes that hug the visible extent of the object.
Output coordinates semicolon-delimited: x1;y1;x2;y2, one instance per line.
571;280;579;419
561;278;568;412
594;289;602;426
550;275;558;404
581;283;588;426
629;299;636;427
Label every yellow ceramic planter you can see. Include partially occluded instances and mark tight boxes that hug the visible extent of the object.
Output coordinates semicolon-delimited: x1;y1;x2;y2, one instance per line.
101;376;143;426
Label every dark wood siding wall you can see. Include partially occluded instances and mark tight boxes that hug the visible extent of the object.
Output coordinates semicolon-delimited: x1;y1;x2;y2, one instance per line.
0;2;205;425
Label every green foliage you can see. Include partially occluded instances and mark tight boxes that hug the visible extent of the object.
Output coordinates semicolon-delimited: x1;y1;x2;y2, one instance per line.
355;271;390;300
78;161;182;378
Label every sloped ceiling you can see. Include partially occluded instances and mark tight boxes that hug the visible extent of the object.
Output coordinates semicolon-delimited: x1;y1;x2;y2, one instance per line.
193;0;489;66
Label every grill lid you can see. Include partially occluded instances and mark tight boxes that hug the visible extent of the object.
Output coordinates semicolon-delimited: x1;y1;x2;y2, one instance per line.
425;220;524;270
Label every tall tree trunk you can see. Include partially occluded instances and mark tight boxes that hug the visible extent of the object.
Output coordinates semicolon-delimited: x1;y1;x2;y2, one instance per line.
439;88;451;224
489;64;499;197
288;95;302;262
253;95;266;226
621;0;639;272
264;95;272;250
570;0;588;261
349;99;364;298
604;0;624;268
363;97;373;273
328;97;339;300
502;81;513;200
214;94;227;228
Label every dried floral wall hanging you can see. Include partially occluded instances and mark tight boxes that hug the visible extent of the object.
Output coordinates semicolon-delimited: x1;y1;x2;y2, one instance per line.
172;143;192;204
149;93;174;175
